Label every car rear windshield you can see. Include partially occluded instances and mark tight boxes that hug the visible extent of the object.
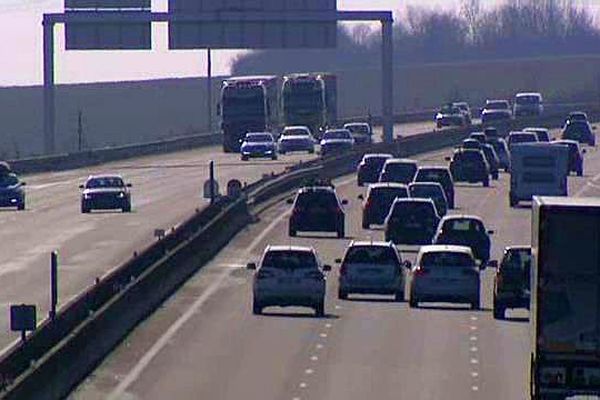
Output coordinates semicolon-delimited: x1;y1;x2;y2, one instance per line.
502;249;532;272
344;246;399;265
384;163;417;178
490;141;508;154
364;156;388;166
487;101;509;110
416;170;451;185
516;95;540;105
246;134;273;142
455;151;483;163
346;125;370;135
410;186;441;198
324;130;351;140
390;202;436;219
444;219;483;233
0;174;19;187
295;191;338;208
262;251;318;270
420;251;475;268
509;134;537;144
565;122;591;135
86;177;124;188
282;129;308;137
370;187;409;202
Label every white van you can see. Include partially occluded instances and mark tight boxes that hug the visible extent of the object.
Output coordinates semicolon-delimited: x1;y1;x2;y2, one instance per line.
514;92;544;117
509;143;569;207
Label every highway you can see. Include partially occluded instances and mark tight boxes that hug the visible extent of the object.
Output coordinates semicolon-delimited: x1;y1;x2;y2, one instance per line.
71;127;600;400
0;121;434;352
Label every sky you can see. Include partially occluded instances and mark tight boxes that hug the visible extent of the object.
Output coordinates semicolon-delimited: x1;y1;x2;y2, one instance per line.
0;0;595;87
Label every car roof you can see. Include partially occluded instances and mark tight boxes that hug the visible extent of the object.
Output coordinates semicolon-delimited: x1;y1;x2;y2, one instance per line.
266;245;315;253
384;158;417;165
344;122;369;127
392;197;435;205
409;181;444;189
419;245;474;255
363;153;393;159
516;92;542;97
524;127;549;132
454;148;483;155
349;241;394;248
369;182;408;189
453;101;468;106
325;128;351;134
487;99;509;103
246;131;273;137
569;111;587;116
441;214;484;222
552;139;579;145
505;245;531;252
417;165;450;171
283;125;310;131
87;174;124;180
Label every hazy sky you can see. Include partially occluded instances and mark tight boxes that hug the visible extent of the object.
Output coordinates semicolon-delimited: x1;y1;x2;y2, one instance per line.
0;0;595;87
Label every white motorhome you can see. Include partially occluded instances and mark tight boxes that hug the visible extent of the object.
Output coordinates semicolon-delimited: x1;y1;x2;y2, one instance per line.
509;143;569;207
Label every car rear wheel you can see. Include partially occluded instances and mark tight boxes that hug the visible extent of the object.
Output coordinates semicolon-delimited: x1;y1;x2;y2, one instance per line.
483;179;490;187
289;225;297;237
271;154;278;161
509;194;518;208
492;172;499;180
122;202;132;213
394;290;405;302
241;155;249;161
493;301;505;320
17;199;25;211
337;225;345;239
338;289;348;300
81;203;90;213
314;301;325;317
577;168;583;177
409;297;418;308
471;296;480;310
361;220;370;230
252;300;263;315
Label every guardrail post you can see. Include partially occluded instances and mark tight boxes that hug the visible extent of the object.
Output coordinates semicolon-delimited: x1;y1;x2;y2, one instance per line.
209;160;215;204
43;16;56;155
50;251;58;320
381;17;394;144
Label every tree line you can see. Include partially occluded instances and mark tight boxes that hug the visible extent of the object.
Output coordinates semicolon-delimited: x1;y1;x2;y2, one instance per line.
231;0;600;74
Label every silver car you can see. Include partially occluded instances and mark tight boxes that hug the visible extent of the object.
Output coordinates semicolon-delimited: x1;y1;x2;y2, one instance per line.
409;245;481;309
248;245;331;317
337;241;409;301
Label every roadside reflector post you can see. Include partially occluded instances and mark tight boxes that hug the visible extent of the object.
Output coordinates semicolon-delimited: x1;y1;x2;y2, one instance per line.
209;160;215;204
50;251;58;320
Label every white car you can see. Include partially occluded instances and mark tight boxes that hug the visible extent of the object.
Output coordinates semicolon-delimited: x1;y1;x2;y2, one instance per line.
320;129;355;156
278;126;315;154
337;241;409;301
343;122;372;144
409;245;481;309
248;246;331;317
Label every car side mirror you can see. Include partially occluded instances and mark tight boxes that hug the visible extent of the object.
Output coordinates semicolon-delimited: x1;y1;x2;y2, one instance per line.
335;258;342;264
79;184;84;189
323;265;332;272
582;149;587;154
286;198;294;205
487;230;495;235
126;183;132;187
358;194;364;200
246;262;257;270
445;156;451;161
403;260;412;269
593;126;597;130
341;199;349;205
20;182;26;186
488;260;499;269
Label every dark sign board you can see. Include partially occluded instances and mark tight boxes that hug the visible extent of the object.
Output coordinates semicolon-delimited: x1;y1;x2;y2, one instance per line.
64;0;151;50
169;0;337;49
10;304;36;332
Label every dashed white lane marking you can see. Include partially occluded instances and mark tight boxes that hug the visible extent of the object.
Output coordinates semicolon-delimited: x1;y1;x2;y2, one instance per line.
471;372;479;378
470;336;478;341
470;326;478;331
470;316;478;321
107;200;292;399
293;397;301;400
299;382;308;389
470;358;479;365
316;343;324;350
324;323;332;329
470;346;478;352
319;333;328;338
305;369;314;375
334;305;341;310
310;356;318;361
472;386;479;391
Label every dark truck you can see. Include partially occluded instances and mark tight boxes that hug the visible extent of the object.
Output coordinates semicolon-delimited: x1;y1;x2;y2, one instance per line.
530;197;600;400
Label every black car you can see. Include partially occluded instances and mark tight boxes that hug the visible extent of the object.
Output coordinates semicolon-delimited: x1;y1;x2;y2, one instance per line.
433;215;494;265
562;120;596;146
379;159;418;184
493;246;531;319
480;144;500;180
488;138;511;172
384;198;440;246
360;183;409;229
461;138;482;150
288;186;347;238
507;131;538;151
80;175;132;213
523;127;550;142
414;166;455;209
469;132;487;144
0;170;26;210
551;139;585;176
566;111;588;124
357;153;393;186
448;149;490;187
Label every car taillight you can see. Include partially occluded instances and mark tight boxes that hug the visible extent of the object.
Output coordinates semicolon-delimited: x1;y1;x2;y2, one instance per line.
340;265;347;275
293;207;305;215
414;267;429;276
365;199;372;209
496;273;503;288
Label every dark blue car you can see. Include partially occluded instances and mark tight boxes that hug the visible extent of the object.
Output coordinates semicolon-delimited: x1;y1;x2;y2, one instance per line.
0;172;26;210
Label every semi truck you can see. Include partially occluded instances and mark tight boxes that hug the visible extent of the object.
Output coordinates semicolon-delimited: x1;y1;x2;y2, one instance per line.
509;143;569;207
281;73;337;139
530;196;600;400
219;76;280;153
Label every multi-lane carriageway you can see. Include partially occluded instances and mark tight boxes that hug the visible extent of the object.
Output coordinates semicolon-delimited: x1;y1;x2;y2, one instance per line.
66;126;600;400
0;121;431;353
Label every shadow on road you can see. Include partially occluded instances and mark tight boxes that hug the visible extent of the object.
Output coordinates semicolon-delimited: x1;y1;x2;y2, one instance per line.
416;304;492;313
259;310;340;320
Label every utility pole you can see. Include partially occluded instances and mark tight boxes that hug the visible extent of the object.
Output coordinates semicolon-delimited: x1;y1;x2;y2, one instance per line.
207;48;212;133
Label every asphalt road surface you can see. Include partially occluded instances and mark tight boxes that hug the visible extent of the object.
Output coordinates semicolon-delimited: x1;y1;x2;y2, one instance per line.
0;121;435;352
72;128;600;400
